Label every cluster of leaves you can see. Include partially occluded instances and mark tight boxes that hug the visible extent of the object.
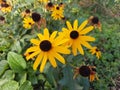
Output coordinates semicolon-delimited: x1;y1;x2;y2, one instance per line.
0;0;120;90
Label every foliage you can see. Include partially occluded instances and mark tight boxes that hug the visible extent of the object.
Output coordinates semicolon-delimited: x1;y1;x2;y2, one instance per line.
0;0;120;90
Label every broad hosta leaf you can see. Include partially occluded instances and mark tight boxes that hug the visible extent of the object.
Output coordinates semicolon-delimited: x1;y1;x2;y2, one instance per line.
0;60;9;77
19;81;33;90
19;72;27;85
1;70;15;80
7;52;26;73
0;80;19;90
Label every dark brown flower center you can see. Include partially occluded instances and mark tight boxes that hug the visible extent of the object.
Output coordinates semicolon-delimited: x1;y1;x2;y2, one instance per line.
47;2;53;7
92;17;99;24
95;48;99;52
70;30;79;39
32;12;41;22
79;66;90;77
29;22;31;25
40;40;52;51
1;3;9;7
91;68;96;72
0;16;5;21
25;9;30;13
56;6;59;10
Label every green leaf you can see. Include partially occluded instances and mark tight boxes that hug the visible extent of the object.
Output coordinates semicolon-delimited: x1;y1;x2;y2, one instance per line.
7;52;26;73
0;80;19;90
19;72;27;85
0;60;9;77
59;65;83;90
2;70;15;80
19;81;33;90
11;40;22;53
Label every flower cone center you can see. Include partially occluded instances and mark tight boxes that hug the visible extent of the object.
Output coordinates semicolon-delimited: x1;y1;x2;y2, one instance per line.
70;30;79;39
79;66;90;77
40;40;52;51
92;17;99;24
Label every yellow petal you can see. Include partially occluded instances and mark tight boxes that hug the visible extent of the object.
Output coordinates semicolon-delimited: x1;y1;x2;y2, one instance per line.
80;40;92;49
54;46;70;54
33;52;43;70
73;20;78;30
26;51;40;60
25;46;39;54
55;39;69;46
48;53;57;68
66;21;73;31
40;53;48;72
30;39;40;45
44;28;49;40
80;26;94;34
72;43;77;56
37;33;44;40
78;20;88;31
77;44;84;55
80;36;95;41
54;52;65;64
50;31;57;42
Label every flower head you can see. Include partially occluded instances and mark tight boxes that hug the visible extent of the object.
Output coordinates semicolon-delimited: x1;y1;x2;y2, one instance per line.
24;28;70;72
60;19;95;56
23;17;35;29
51;5;64;20
89;46;101;59
0;3;12;13
88;16;102;31
38;0;49;4
0;16;5;24
21;9;31;18
46;2;54;11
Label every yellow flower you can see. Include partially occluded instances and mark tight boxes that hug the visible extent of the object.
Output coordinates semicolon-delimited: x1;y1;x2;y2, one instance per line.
21;9;31;18
51;5;64;20
89;46;101;59
60;19;95;56
88;16;102;31
25;28;70;72
23;17;35;29
0;3;12;13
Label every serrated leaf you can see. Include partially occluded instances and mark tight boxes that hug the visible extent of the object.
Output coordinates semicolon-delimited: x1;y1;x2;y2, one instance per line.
0;60;9;77
0;80;19;90
7;52;26;73
19;81;33;90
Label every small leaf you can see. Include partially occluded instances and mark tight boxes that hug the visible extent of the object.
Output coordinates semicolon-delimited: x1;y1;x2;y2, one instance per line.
2;70;15;80
0;80;19;90
19;81;33;90
0;60;9;77
7;52;26;73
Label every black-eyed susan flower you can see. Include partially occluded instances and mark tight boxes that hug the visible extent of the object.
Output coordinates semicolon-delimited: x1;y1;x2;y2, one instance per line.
89;66;99;82
24;28;70;72
23;17;35;29
73;65;91;79
60;19;95;56
21;9;31;18
31;12;46;29
0;16;5;24
89;46;101;59
88;16;102;31
0;3;12;13
51;5;64;20
59;2;65;9
46;2;54;11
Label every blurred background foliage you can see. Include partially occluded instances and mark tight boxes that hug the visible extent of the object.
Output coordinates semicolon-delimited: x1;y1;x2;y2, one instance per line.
0;0;120;90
